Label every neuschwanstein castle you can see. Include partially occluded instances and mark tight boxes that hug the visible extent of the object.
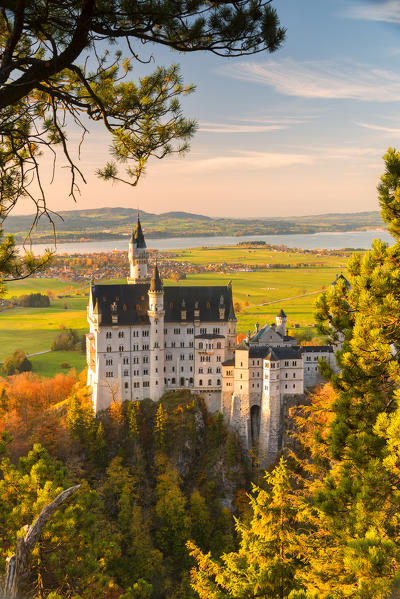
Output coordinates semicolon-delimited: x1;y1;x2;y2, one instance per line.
86;216;336;464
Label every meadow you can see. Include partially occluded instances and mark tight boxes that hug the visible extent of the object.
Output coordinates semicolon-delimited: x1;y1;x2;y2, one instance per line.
0;245;352;377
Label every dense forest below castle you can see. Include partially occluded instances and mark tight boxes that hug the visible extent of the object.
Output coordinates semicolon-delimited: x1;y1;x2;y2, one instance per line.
4;208;383;243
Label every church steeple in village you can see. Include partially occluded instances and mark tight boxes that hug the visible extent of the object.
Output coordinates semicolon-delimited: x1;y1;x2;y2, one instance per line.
128;213;150;284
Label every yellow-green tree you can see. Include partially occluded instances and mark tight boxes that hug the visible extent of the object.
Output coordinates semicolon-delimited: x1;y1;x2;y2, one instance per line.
189;459;311;599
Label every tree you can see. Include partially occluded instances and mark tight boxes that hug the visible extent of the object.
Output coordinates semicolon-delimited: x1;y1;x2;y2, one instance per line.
2;348;31;376
0;1;285;293
189;459;310;599
304;148;400;598
0;1;285;218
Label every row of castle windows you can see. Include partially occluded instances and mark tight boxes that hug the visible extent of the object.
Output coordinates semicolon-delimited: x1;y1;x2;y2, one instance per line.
198;367;221;374
198;379;220;387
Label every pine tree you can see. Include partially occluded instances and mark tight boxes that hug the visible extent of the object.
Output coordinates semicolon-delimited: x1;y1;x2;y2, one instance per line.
189;459;311;599
154;403;168;452
303;148;400;598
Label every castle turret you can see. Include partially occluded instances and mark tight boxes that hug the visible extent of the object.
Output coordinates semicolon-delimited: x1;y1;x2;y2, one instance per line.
276;309;287;337
128;213;150;284
148;264;165;400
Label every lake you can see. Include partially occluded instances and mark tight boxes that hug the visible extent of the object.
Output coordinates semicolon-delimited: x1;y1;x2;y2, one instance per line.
19;229;394;254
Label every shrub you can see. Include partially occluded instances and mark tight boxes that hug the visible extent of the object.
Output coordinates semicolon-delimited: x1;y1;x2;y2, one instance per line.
61;362;72;369
2;349;32;376
18;293;50;307
51;329;80;351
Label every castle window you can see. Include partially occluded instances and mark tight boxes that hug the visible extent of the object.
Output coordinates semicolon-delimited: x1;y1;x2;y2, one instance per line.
106;359;113;366
180;354;185;360
123;357;129;364
188;328;194;334
216;342;222;349
123;304;127;311
208;379;212;386
174;328;180;334
189;341;193;348
180;342;184;347
106;371;113;378
119;345;124;352
142;330;149;337
199;379;203;386
217;379;221;386
217;356;221;362
171;378;176;384
189;377;193;384
136;304;140;311
143;381;150;387
199;368;203;373
143;344;149;350
124;370;129;376
106;332;112;339
285;373;288;378
293;373;296;378
154;342;159;348
213;328;220;334
124;382;129;389
143;356;149;363
293;384;296;389
106;346;111;353
285;384;288;389
172;366;175;372
207;368;212;374
143;369;149;375
206;302;211;309
284;361;289;366
200;328;206;334
169;302;174;309
199;342;203;349
118;331;124;338
292;361;297;366
181;367;184;372
189;354;193;360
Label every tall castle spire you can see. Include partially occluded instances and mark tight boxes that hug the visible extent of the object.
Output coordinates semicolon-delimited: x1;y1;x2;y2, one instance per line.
150;263;163;292
131;212;146;249
128;212;150;284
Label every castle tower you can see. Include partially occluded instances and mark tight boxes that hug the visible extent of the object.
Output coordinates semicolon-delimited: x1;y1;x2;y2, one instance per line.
276;309;287;337
148;264;165;400
128;213;150;284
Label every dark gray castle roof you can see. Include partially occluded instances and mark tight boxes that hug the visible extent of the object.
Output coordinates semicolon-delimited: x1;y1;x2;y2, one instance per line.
131;214;146;249
91;283;235;325
150;264;163;292
244;345;302;360
300;346;333;353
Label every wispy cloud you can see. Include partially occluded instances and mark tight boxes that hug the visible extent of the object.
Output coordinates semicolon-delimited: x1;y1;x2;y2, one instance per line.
221;58;400;102
344;1;400;23
164;151;314;173
198;122;285;133
357;121;400;135
198;116;310;133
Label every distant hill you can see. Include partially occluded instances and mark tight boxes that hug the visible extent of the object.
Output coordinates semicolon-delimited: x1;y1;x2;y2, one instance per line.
3;207;384;243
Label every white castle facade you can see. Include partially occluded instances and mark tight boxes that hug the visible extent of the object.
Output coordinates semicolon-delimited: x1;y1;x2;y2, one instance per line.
86;216;337;464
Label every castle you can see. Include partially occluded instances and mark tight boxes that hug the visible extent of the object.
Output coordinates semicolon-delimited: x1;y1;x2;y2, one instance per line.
86;216;336;464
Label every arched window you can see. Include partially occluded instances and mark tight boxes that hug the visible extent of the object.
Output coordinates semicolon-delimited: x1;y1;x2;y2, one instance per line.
208;379;212;386
216;342;221;349
199;379;203;386
199;342;203;349
106;346;111;352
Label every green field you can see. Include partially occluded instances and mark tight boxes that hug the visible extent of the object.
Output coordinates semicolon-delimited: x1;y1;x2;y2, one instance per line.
29;351;86;378
0;296;87;362
0;245;352;377
3;277;82;298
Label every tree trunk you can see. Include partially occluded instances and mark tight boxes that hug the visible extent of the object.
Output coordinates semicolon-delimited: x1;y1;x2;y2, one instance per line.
3;484;80;598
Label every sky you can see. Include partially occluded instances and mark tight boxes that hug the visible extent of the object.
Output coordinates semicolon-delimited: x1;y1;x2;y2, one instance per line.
16;0;400;218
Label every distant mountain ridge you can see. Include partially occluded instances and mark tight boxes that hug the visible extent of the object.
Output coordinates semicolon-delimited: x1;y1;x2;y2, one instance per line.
3;207;384;243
